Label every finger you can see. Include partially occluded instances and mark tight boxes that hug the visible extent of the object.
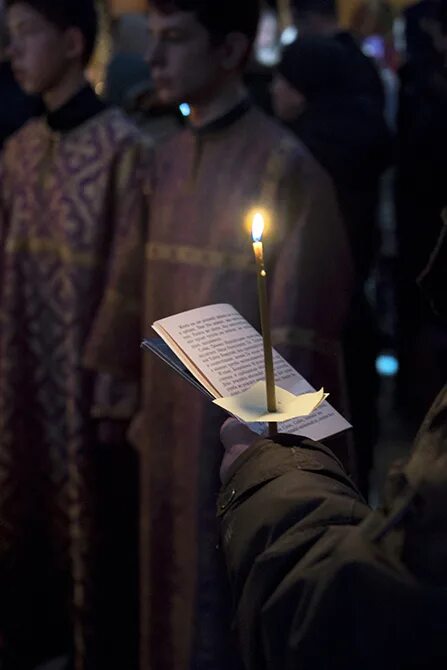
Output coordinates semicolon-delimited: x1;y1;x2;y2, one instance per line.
220;418;258;451
220;418;239;443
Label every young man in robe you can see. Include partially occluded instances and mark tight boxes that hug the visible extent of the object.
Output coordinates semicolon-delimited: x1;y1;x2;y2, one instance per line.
0;1;148;668
85;1;354;668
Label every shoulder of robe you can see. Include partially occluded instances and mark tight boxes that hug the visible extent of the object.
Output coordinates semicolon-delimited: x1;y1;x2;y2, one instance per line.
248;106;315;164
252;108;330;189
2;116;46;168
94;108;155;178
97;107;149;147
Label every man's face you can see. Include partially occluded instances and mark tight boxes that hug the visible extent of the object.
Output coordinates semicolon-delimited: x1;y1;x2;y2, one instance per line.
7;2;70;95
147;9;224;106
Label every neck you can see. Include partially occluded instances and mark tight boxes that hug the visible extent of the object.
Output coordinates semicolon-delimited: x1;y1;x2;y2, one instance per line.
189;79;247;128
43;69;87;112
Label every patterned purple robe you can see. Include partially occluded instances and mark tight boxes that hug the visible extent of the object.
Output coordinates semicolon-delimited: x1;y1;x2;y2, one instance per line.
85;104;355;670
0;108;148;670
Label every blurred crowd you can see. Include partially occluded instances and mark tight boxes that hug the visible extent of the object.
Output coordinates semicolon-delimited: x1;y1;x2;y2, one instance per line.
0;0;446;668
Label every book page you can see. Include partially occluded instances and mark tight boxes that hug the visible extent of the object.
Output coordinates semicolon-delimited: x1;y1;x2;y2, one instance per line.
154;304;299;397
152;304;351;441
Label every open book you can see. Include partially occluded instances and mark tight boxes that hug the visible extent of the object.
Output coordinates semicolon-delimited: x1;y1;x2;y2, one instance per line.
142;303;351;441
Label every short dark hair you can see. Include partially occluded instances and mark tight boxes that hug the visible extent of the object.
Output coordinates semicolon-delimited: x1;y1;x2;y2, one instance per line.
150;0;261;45
6;0;98;64
278;36;351;100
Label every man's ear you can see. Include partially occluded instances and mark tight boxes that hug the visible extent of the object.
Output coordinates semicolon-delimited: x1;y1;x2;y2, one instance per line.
64;26;86;63
219;32;251;71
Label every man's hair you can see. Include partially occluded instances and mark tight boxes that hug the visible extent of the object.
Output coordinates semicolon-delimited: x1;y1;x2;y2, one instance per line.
5;0;98;64
149;0;261;45
292;0;337;19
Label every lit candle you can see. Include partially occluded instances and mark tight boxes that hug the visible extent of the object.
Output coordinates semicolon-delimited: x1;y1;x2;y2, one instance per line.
251;212;277;436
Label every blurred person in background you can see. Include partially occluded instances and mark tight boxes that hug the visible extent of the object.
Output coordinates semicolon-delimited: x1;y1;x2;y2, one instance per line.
272;35;392;494
105;50;152;108
105;11;181;141
0;0;148;667
105;52;182;141
403;0;441;64
292;0;385;111
395;0;447;426
110;11;149;56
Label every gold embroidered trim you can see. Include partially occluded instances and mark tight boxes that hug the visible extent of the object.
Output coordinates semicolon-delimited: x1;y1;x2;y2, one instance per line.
116;143;138;192
272;326;341;356
38;133;61;190
5;237;98;268
146;241;255;272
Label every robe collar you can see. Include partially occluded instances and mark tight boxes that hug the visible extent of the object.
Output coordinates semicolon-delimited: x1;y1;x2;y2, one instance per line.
190;98;251;137
46;84;107;133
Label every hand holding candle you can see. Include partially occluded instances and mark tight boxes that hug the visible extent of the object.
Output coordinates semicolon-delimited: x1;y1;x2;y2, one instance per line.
251;212;278;436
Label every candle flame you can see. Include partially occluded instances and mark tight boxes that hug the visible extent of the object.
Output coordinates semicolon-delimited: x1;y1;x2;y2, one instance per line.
252;212;265;243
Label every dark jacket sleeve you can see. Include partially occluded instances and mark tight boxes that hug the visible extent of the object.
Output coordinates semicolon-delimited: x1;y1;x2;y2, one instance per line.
218;435;447;670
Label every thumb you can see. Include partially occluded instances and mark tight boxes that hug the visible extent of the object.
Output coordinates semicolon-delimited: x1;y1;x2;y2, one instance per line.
220;418;259;452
